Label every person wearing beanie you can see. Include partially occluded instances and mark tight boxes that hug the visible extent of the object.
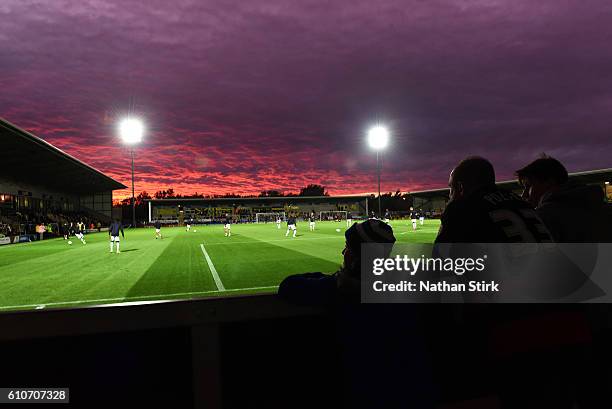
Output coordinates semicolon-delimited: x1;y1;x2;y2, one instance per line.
278;219;395;305
278;219;436;408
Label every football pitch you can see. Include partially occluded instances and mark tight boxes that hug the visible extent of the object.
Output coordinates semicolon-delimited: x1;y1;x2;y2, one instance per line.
0;220;440;312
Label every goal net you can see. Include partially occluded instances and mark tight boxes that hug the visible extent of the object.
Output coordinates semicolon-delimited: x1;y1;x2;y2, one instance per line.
255;212;286;224
319;211;349;222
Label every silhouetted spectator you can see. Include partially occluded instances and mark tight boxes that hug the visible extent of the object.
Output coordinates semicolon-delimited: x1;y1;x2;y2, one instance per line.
436;156;552;243
437;156;594;408
516;155;612;242
279;219;396;304
279;220;435;408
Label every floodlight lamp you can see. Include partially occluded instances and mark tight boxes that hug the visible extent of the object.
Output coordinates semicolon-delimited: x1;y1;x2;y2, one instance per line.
119;118;144;145
367;126;389;150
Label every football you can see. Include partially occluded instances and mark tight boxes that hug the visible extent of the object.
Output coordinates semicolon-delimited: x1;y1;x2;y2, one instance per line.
68;241;72;245
335;229;341;232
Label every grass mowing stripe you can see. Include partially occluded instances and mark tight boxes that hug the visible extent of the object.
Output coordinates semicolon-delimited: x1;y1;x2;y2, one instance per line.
0;285;279;311
200;243;225;291
202;236;343;246
0;222;440;311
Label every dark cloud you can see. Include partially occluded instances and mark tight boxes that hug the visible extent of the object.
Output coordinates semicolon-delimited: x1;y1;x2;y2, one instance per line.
1;0;611;198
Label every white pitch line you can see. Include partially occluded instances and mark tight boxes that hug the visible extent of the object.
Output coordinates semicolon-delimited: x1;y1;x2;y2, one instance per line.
203;236;343;246
0;286;279;311
200;243;225;291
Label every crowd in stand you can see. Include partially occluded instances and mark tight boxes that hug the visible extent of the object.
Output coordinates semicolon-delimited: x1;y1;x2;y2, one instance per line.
0;209;104;238
0;216;14;236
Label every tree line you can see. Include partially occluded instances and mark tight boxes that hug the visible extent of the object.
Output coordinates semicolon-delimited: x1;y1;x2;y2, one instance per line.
113;184;329;207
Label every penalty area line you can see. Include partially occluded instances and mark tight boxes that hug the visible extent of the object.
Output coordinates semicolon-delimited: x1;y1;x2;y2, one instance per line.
200;243;225;291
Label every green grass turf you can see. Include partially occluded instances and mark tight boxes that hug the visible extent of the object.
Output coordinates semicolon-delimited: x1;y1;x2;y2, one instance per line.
0;219;440;312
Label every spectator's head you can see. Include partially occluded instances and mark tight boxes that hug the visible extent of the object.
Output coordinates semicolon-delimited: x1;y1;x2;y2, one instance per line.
449;156;496;201
340;219;396;281
515;155;568;207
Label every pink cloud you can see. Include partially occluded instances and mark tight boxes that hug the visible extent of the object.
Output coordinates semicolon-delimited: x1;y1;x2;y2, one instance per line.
1;0;611;199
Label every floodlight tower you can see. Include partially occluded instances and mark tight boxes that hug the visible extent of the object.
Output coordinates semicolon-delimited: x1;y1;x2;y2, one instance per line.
367;125;389;218
119;118;144;228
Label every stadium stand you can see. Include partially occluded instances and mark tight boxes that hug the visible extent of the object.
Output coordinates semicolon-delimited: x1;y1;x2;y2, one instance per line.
147;195;369;224
0;118;125;243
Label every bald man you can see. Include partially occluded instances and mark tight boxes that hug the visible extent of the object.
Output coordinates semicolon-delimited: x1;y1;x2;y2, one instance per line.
435;156;552;244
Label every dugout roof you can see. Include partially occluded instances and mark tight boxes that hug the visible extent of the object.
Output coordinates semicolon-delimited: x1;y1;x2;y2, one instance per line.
0;118;126;193
409;168;612;199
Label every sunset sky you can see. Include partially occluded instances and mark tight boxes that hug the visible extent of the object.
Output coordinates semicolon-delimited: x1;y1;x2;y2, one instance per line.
1;0;611;199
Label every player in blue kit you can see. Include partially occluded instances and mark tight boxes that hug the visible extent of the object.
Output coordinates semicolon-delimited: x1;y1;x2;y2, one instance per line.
409;208;418;231
154;220;163;239
286;214;297;238
109;219;125;254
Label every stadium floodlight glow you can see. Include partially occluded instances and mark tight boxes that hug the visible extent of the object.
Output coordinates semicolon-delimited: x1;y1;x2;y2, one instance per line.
118;117;145;228
367;125;389;151
367;125;390;218
119;118;144;145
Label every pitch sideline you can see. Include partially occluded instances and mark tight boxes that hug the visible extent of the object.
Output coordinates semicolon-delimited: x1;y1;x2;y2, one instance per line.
0;285;279;311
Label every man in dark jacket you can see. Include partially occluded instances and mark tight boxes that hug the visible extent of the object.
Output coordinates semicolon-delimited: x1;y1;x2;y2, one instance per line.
516;155;612;242
439;156;597;408
436;156;552;244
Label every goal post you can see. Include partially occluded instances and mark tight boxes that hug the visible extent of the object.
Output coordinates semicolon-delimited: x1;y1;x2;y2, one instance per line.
255;212;286;224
